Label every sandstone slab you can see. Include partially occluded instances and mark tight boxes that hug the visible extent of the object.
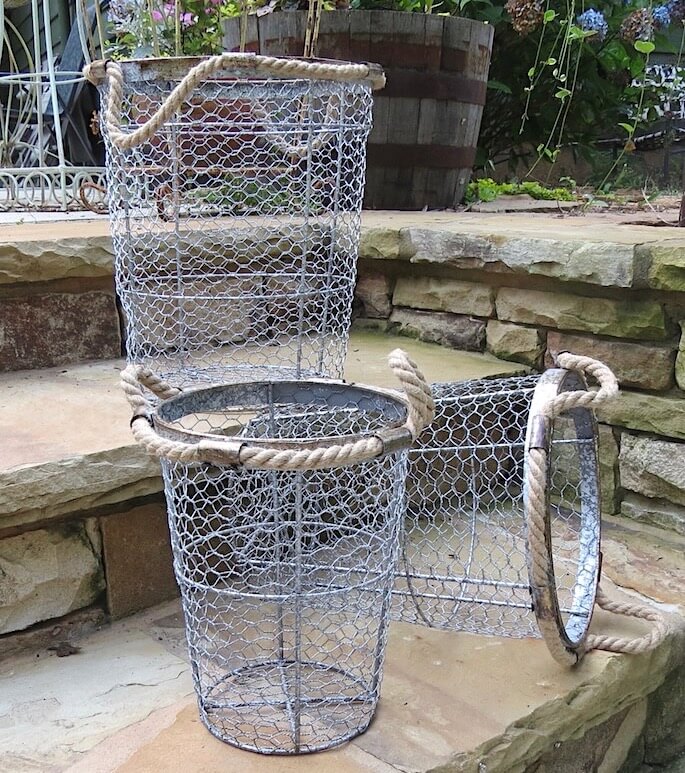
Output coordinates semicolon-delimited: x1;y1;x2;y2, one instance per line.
100;503;179;619
0;232;113;285
676;320;685;391
599;424;620;514
0;447;163;532
354;272;393;318
598;391;685;441
0;523;105;634
393;276;495;317
621;493;685;536
643;243;685;291
2;513;684;773
619;434;685;507
642;661;685;765
546;331;675;390
496;288;667;340
397;227;635;287
358;227;402;261
469;194;581;213
486;320;543;367
600;515;685;607
389;308;486;351
0;291;121;371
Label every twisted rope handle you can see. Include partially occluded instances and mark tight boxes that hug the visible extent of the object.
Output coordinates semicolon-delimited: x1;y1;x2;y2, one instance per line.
527;353;670;664
546;351;619;417
121;348;433;471
84;55;385;150
585;587;671;656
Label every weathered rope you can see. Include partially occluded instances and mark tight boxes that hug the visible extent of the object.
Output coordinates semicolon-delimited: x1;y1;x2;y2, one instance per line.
547;351;619;416
585;587;671;655
84;55;385;150
121;348;433;471
526;353;669;664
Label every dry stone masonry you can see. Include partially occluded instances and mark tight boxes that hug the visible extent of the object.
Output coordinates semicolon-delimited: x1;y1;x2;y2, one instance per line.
0;214;684;772
355;215;685;539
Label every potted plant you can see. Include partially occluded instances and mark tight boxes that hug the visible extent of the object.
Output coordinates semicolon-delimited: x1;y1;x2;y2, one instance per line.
222;3;495;210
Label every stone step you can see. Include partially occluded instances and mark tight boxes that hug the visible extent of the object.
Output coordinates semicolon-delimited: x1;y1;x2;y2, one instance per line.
1;522;683;773
0;331;523;635
5;211;685;373
0;329;683;772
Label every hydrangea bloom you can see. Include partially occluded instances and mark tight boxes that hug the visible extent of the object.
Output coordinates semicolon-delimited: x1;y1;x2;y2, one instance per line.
653;3;672;26
576;8;609;41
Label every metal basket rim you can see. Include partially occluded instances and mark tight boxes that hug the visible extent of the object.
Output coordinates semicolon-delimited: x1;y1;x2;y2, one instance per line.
154;378;408;450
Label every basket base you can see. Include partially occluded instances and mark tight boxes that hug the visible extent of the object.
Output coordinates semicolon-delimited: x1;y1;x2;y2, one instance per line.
197;659;378;754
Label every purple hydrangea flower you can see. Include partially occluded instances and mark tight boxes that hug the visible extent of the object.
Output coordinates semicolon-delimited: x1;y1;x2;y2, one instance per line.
577;8;609;41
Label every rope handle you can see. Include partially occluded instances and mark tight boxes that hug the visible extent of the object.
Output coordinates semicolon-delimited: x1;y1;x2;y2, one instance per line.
546;351;619;417
121;348;434;471
585;586;671;656
84;55;385;151
527;353;669;665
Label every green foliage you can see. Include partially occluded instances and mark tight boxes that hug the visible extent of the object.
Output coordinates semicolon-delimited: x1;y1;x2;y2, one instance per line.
461;1;685;179
107;0;245;59
465;177;577;203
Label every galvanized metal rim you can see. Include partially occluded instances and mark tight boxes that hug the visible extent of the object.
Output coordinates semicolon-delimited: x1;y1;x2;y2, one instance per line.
525;368;601;658
154;378;409;451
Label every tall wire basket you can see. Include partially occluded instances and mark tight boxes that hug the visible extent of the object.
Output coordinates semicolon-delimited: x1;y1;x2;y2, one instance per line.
393;354;618;665
121;349;434;753
90;54;383;388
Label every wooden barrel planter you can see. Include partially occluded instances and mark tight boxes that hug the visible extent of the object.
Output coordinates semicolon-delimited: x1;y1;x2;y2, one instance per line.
223;11;494;210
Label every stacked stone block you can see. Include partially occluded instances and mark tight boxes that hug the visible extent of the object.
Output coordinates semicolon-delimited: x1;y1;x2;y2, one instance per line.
355;223;685;536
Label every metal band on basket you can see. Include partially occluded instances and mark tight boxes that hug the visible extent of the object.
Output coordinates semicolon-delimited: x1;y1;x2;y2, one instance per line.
524;368;601;666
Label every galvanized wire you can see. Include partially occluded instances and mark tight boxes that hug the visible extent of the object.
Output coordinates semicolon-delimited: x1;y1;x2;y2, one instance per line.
155;379;409;753
394;371;601;652
98;58;374;388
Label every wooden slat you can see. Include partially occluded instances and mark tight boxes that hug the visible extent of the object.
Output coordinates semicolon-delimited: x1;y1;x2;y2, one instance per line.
315;10;352;61
220;10;492;209
423;15;444;71
348;11;372;63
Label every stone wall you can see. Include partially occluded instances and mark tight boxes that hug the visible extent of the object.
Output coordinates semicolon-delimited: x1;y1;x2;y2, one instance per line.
355;223;685;534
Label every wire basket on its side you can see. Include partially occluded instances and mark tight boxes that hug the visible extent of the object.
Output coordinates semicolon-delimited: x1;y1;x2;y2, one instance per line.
394;355;618;666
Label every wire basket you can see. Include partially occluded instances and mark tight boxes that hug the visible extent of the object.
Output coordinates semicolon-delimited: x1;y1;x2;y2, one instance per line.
121;349;433;753
92;54;383;388
393;355;618;665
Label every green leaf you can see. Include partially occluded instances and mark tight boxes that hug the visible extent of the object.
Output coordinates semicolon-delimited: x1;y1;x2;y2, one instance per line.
618;122;634;135
527;66;536;78
630;56;646;77
555;88;572;99
543;9;556;22
546;57;557;65
487;79;513;94
634;40;655;54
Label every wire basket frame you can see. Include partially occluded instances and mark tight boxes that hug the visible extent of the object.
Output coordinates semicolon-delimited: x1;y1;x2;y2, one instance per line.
96;56;379;388
146;376;416;754
393;367;602;661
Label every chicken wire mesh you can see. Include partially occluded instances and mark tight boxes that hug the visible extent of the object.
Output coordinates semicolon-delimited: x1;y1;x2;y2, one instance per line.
97;56;378;388
393;367;601;657
153;379;410;754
